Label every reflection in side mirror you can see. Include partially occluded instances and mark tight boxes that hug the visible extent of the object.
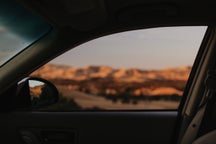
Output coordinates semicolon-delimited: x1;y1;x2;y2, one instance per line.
28;78;59;109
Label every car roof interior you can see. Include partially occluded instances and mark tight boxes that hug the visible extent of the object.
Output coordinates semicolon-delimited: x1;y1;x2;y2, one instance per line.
20;0;216;29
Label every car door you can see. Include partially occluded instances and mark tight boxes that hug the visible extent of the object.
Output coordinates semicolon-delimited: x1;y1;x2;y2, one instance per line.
0;26;210;144
176;27;216;143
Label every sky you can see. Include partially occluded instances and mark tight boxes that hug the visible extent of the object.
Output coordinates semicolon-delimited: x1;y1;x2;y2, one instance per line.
50;26;207;70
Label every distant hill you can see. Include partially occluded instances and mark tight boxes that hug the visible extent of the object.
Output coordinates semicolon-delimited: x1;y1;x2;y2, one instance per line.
31;64;191;96
32;64;191;81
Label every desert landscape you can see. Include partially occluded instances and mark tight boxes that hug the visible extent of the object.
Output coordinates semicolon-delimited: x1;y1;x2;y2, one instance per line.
31;64;191;110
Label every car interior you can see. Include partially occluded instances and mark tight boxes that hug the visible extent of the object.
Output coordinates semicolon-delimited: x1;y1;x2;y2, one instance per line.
0;0;216;144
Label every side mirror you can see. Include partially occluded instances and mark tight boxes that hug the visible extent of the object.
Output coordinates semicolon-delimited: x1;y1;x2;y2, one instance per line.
16;77;59;110
28;77;59;109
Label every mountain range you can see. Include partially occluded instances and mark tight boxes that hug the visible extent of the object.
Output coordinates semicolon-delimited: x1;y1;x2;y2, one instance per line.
32;64;191;81
31;64;191;96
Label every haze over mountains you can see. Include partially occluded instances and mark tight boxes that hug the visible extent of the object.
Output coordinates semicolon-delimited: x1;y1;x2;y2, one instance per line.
31;64;191;97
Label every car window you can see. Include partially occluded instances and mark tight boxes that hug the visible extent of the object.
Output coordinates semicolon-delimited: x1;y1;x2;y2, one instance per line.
0;0;51;66
31;26;207;111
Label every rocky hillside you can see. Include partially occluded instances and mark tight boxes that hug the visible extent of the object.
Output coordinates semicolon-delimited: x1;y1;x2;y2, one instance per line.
31;64;191;97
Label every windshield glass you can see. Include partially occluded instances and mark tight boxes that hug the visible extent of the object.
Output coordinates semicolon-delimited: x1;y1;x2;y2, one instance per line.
0;0;51;66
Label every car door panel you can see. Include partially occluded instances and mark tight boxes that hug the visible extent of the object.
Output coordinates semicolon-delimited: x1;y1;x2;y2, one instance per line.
0;111;177;144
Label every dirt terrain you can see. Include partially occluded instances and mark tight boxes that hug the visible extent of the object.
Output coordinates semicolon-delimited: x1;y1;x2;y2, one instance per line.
57;85;179;110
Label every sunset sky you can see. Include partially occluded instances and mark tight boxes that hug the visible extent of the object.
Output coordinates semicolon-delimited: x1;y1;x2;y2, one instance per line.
51;26;207;70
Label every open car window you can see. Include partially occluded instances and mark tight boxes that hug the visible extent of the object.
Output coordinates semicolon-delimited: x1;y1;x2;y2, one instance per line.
31;26;207;111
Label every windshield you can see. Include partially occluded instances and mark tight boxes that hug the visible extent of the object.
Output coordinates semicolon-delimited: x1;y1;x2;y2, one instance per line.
0;0;51;66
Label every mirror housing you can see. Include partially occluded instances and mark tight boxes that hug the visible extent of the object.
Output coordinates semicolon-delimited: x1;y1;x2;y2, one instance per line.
16;77;59;110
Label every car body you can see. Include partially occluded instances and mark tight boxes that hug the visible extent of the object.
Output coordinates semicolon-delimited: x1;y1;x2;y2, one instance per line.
0;0;216;144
